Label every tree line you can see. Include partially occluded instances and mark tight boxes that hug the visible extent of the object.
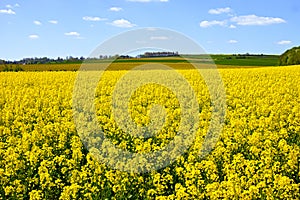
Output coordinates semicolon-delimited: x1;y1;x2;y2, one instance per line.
279;46;300;66
0;55;121;65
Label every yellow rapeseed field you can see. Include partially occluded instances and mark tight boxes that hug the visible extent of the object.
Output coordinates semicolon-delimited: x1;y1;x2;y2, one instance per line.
0;66;299;199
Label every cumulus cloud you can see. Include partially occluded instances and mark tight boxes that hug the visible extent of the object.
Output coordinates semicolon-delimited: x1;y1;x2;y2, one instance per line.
83;16;107;21
228;40;238;44
199;20;226;28
48;20;58;24
209;7;232;15
230;15;286;26
65;32;80;37
29;35;39;39
6;4;19;8
110;19;136;28
109;7;123;12
0;9;16;15
277;40;292;45
201;7;287;29
33;20;42;25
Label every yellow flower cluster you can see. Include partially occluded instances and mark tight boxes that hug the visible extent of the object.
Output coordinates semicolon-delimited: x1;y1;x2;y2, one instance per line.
0;65;299;199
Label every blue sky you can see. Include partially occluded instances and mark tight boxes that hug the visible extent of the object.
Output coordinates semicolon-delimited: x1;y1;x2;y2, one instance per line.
0;0;299;60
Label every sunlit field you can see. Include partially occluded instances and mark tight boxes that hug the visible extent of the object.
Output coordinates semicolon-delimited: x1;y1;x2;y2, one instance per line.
0;65;299;199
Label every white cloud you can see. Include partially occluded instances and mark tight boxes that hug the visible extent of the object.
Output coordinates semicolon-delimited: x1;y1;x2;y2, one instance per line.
229;24;236;29
83;16;107;21
65;32;80;37
150;36;169;40
110;19;136;28
48;20;58;24
34;20;42;25
109;7;123;12
228;40;238;44
209;7;232;15
127;0;168;2
0;9;16;15
6;4;19;8
277;40;292;45
29;35;39;39
231;15;286;26
199;20;226;28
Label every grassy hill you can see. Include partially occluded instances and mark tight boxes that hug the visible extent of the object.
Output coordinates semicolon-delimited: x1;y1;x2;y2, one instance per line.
279;46;300;66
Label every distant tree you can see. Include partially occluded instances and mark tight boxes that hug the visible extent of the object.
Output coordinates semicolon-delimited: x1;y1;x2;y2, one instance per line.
279;46;300;66
14;65;24;72
3;64;10;71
